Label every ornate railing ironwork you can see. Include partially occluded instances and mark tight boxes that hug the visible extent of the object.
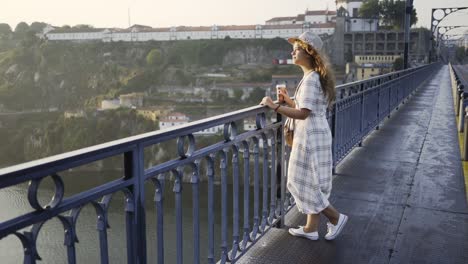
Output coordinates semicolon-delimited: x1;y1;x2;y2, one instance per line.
0;63;439;264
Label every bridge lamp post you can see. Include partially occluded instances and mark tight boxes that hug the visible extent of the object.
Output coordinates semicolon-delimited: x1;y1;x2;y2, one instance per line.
403;0;414;69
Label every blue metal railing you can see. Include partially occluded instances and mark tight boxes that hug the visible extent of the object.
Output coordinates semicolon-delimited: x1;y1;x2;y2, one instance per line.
0;63;439;264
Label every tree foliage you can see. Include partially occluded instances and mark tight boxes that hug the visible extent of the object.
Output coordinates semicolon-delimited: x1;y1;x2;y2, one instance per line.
14;22;29;35
0;23;12;35
455;46;466;64
146;48;164;66
359;0;381;18
30;22;47;33
359;0;418;30
393;57;404;70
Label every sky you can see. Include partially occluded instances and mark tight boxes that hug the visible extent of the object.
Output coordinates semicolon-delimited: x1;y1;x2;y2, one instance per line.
1;0;467;35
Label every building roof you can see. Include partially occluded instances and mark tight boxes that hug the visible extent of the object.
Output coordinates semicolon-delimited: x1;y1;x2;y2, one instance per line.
217;25;257;31
305;10;337;16
266;16;298;23
49;27;107;33
129;24;152;29
175;26;212;32
262;24;303;30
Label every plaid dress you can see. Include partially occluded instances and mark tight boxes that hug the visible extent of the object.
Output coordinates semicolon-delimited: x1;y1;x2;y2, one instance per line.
287;71;333;214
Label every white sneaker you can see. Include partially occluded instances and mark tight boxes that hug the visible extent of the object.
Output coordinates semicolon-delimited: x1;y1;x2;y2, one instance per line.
288;226;319;241
325;214;348;240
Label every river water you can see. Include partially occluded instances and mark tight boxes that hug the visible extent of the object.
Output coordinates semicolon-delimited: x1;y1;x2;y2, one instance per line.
0;170;264;263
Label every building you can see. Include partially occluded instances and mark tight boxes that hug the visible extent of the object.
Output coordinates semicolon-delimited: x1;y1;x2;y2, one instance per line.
43;23;335;42
42;7;336;43
347;55;401;81
213;82;270;99
336;0;364;18
119;93;144;108
44;27;111;41
101;99;120;110
194;124;224;135
159;112;190;129
332;19;431;66
243;118;257;131
136;107;172;122
64;110;86;119
265;10;336;26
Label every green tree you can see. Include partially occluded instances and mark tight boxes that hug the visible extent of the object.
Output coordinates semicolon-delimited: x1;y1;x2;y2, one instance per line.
359;0;381;18
393;57;404;70
360;0;418;30
0;23;12;35
380;0;418;30
455;46;466;64
30;22;47;33
248;87;266;104
146;48;164;66
14;22;30;38
233;89;243;102
73;24;94;29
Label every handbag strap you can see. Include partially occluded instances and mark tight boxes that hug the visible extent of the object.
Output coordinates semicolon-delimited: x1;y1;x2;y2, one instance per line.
285;71;314;129
292;70;314;107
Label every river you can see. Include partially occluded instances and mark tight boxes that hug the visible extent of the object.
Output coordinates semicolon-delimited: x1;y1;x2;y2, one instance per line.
0;170;269;263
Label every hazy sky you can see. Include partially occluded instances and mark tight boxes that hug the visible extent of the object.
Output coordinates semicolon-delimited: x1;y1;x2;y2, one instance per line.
1;0;468;34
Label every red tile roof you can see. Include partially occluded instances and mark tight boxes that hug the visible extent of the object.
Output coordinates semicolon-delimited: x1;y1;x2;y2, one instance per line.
266;16;298;23
306;10;337;16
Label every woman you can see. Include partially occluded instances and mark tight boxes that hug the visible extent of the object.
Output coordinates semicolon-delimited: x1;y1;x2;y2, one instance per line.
260;31;348;241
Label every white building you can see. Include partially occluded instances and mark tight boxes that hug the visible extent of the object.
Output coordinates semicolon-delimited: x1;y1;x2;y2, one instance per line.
266;10;336;26
64;110;85;118
305;10;337;24
336;0;364;18
101;99;120;110
45;27;110;41
346;18;379;32
243;118;257;131
119;93;144;108
194;124;224;135
159;112;190;129
43;9;336;43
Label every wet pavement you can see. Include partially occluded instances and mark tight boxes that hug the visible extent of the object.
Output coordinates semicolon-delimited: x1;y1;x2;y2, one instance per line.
237;65;468;264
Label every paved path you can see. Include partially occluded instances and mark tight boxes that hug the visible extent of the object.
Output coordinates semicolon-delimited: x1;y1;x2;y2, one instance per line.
238;65;468;264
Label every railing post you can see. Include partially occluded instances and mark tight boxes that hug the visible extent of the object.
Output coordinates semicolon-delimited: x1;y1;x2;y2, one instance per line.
456;84;464;116
464;107;468;161
459;94;467;132
277;113;286;228
127;145;147;264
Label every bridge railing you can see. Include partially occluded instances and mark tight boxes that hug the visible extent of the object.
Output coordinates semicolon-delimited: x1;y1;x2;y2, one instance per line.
449;63;468;159
0;63;439;264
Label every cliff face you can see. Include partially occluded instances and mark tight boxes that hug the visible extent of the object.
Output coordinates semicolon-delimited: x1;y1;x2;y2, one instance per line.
222;46;290;65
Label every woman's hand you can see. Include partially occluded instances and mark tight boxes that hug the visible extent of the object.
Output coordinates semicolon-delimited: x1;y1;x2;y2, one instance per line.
277;88;290;102
278;88;295;107
259;96;277;109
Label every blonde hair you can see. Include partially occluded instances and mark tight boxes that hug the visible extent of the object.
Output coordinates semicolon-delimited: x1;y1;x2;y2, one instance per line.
296;41;336;108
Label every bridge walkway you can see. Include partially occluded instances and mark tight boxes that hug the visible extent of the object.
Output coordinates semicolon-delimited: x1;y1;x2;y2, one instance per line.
238;65;468;264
